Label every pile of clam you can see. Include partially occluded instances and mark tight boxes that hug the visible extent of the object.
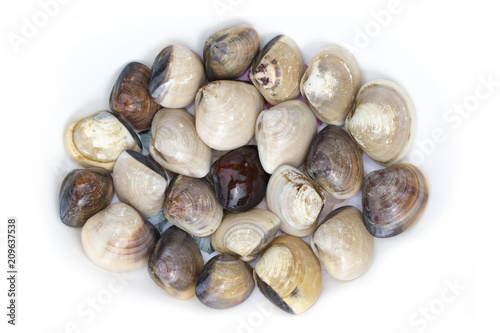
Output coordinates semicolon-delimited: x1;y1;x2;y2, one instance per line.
59;24;428;315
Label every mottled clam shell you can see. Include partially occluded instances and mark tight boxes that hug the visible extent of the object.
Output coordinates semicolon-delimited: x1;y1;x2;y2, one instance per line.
163;175;223;237
59;168;113;228
148;226;204;300
311;206;374;281
203;24;260;81
81;203;160;272
306;125;363;199
211;208;281;261
196;254;255;309
64;110;142;171
255;100;317;174
109;62;160;131
150;108;212;178
195;80;264;151
250;35;305;105
345;79;415;166
254;235;322;315
266;165;324;237
362;163;428;238
149;45;206;108
300;45;361;125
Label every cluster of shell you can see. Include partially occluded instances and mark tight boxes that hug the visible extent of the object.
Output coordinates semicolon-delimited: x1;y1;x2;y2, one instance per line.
59;24;429;315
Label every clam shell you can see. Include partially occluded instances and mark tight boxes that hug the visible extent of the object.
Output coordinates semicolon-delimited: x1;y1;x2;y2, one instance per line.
203;24;260;81
195;80;264;151
266;165;324;237
254;235;322;315
250;35;305;105
300;45;361;125
149;45;206;108
362;163;428;238
150;108;212;178
109;62;160;131
211;208;281;261
81;202;160;272
255;100;317;174
345;79;415;166
196;254;255;309
59;168;113;228
64;110;142;171
311;206;374;281
306;125;364;199
148;226;204;300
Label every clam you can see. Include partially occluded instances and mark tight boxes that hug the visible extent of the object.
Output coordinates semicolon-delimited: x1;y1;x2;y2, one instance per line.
163;175;223;237
255;100;317;174
345;79;415;166
59;168;113;228
113;150;170;217
311;206;374;281
210;146;269;212
150;108;212;178
148;226;204;300
64;110;142;171
266;165;324;237
203;24;260;81
254;235;322;315
306;125;363;199
362;163;428;238
149;45;206;108
300;45;361;125
250;35;305;105
195;80;264;151
81;202;160;272
109;62;160;131
196;254;255;309
211;208;281;261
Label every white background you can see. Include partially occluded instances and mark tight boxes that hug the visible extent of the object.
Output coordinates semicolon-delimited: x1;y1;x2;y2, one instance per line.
1;0;498;332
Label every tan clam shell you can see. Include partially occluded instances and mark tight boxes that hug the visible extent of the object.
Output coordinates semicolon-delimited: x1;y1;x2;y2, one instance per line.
150;108;212;178
345;79;415;166
250;35;305;105
266;165;324;237
255;100;317;174
311;206;374;281
195;80;264;150
300;45;361;125
81;203;160;272
210;208;281;261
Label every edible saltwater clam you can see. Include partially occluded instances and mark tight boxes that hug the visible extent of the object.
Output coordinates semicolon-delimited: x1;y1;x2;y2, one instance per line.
266;165;323;237
300;45;361;125
113;150;170;217
81;202;160;272
362;163;428;238
250;35;305;105
148;226;204;300
64;110;142;171
306;125;363;199
150;108;212;178
345;79;415;166
149;45;206;108
195;80;264;150
109;62;160;131
203;24;260;81
254;235;322;315
196;254;254;309
211;208;281;261
311;206;374;281
255;100;317;174
164;175;223;237
59;168;113;228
